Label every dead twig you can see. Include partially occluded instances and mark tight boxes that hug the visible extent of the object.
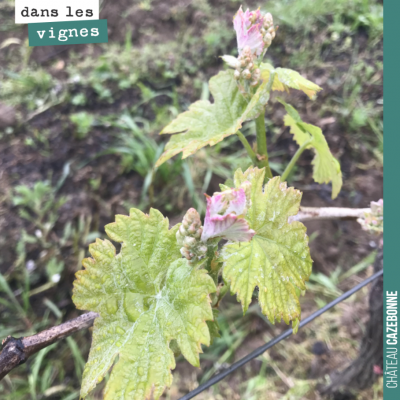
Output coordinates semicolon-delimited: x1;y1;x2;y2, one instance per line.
0;311;98;380
289;206;369;223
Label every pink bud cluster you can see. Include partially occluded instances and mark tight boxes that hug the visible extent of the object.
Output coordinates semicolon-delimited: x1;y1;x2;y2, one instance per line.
177;187;255;263
233;6;276;59
233;46;261;87
260;12;276;48
222;7;276;89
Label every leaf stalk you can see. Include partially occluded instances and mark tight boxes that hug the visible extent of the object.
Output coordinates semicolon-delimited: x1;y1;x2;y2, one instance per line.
255;113;273;178
236;130;258;166
254;72;275;179
281;139;313;182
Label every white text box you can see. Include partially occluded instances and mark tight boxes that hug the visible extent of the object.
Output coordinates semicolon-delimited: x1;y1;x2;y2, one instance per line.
15;0;99;24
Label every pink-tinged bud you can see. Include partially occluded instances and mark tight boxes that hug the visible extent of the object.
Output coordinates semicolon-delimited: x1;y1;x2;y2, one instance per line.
233;6;265;57
177;208;207;261
201;188;255;242
263;33;272;46
357;199;383;234
267;26;276;40
184;237;197;247
263;13;274;28
242;69;252;79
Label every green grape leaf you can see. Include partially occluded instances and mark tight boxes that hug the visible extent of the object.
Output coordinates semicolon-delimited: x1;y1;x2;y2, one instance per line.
279;99;343;199
73;208;216;400
260;63;322;99
222;167;313;325
220;178;234;190
155;70;271;167
207;309;221;344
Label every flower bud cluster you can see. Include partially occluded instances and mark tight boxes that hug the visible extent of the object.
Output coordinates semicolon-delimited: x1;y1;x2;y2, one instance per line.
260;13;276;49
233;7;277;60
357;199;383;234
176;208;208;261
233;46;261;87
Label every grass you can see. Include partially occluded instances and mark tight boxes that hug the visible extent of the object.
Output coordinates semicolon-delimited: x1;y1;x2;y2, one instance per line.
0;0;383;398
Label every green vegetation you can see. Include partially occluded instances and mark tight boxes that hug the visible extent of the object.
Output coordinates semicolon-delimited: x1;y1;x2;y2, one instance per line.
70;112;95;140
0;0;383;398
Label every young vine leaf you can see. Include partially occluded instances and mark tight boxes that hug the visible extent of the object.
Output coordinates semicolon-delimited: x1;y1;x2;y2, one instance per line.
260;63;322;99
222;167;312;326
155;70;271;167
279;99;343;199
73;208;216;400
207;309;221;344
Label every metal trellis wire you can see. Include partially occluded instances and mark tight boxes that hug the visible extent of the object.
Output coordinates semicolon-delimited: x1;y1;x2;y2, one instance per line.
179;269;384;400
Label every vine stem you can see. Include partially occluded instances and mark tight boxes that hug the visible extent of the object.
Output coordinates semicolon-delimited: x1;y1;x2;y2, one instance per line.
255;72;275;179
281;139;312;182
255;113;273;179
236;130;258;165
256;113;268;158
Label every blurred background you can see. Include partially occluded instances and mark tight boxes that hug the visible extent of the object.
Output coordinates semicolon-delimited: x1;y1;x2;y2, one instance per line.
0;0;383;399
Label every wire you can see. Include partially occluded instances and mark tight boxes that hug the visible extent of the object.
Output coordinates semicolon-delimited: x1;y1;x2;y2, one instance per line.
179;269;383;400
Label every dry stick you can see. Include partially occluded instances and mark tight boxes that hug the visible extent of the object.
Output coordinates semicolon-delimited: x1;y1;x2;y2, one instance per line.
0;311;98;380
289;206;370;223
0;206;370;380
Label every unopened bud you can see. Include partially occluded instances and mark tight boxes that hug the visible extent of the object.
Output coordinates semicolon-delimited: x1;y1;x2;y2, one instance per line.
357;199;383;234
184;236;197;247
263;13;273;28
177;208;208;262
242;69;252;79
268;26;276;40
263;33;272;46
193;227;203;239
250;69;260;86
242;46;252;57
198;245;208;254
